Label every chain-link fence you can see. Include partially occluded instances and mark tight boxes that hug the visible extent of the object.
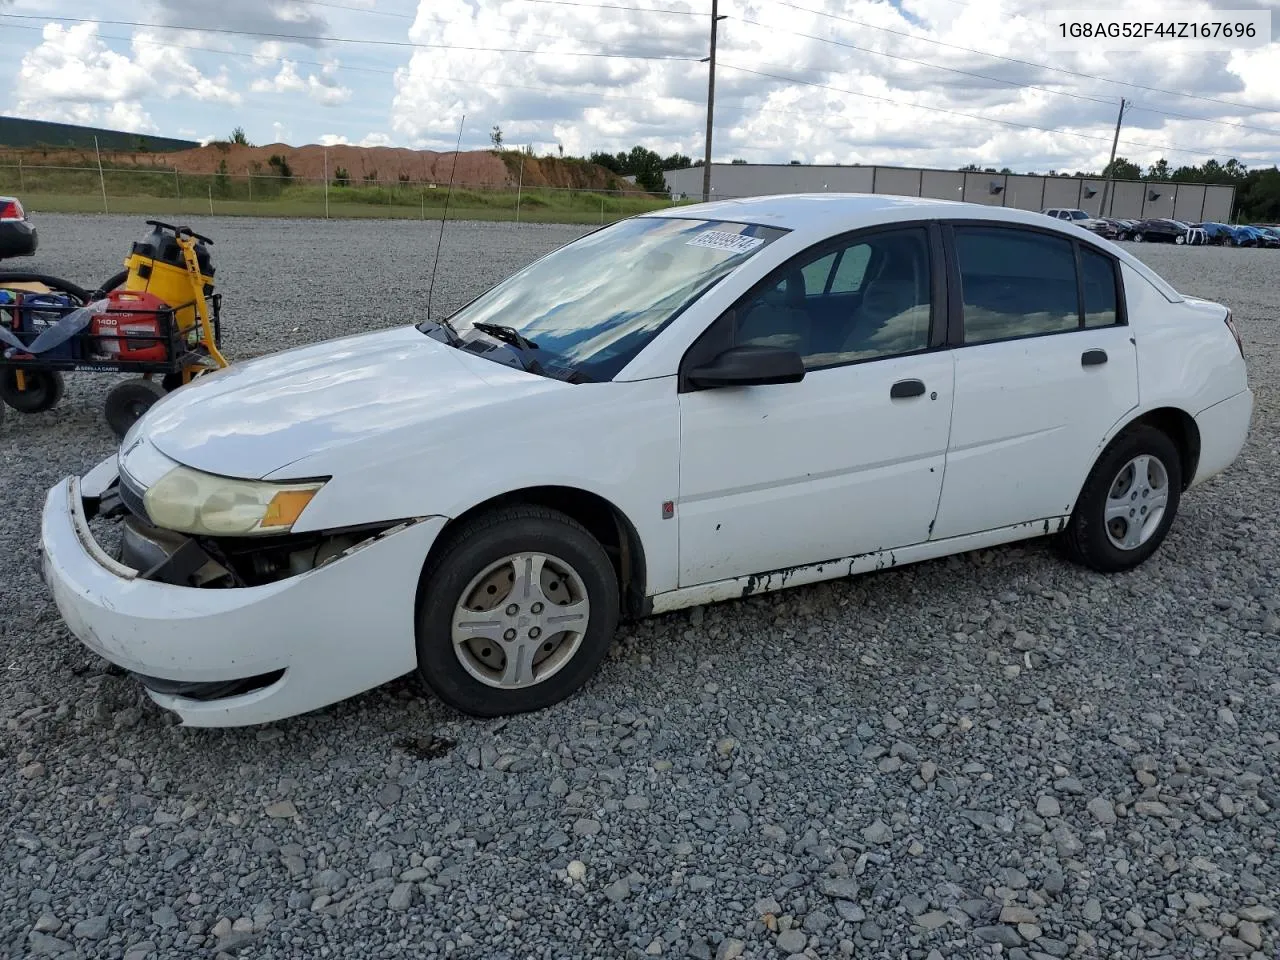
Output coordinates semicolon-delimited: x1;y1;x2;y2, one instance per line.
0;162;682;224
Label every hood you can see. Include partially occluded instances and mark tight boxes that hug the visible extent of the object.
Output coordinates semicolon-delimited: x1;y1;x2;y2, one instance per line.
138;325;563;478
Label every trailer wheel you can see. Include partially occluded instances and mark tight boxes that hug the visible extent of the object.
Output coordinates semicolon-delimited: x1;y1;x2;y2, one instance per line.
105;377;167;439
0;369;65;413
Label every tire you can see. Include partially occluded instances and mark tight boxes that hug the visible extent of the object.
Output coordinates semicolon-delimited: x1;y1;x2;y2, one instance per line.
104;377;167;439
0;369;65;413
1132;233;1144;242
1175;234;1185;244
1061;424;1182;573
415;505;620;717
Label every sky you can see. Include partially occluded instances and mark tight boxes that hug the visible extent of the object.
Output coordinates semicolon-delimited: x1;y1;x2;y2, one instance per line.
2;0;1279;173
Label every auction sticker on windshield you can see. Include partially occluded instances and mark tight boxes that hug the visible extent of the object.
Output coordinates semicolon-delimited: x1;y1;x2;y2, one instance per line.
686;231;767;254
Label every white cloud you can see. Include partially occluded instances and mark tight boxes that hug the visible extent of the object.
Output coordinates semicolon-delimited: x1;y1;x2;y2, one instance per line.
10;22;240;129
317;132;389;147
252;61;308;95
250;59;352;105
5;0;1279;173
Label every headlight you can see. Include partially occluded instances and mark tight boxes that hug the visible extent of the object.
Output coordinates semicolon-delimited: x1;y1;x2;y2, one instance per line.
143;465;325;537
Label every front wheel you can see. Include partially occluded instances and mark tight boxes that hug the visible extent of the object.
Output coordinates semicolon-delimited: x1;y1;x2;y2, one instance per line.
1061;425;1182;573
1132;232;1144;242
415;505;620;717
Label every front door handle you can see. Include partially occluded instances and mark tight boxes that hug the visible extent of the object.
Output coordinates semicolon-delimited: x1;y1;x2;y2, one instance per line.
890;378;926;399
1082;349;1108;366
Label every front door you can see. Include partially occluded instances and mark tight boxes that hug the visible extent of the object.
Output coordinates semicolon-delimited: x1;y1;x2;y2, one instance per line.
676;225;957;587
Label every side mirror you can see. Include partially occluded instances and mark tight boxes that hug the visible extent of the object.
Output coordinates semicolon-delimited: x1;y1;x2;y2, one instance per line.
687;344;805;389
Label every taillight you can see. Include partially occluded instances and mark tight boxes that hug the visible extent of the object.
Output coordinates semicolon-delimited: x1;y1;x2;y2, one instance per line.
1224;309;1244;358
0;199;22;221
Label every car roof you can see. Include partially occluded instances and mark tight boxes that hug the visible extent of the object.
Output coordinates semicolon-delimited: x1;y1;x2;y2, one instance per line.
639;192;1183;302
640;192;1124;237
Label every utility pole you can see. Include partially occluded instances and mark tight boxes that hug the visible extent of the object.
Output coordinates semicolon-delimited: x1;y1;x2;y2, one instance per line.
701;0;726;202
1098;98;1127;217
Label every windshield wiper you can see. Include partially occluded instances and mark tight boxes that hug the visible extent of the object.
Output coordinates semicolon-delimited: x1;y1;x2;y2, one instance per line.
466;321;593;383
471;321;539;352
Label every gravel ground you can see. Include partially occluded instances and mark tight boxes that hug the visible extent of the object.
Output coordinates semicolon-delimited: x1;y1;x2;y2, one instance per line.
2;214;1277;960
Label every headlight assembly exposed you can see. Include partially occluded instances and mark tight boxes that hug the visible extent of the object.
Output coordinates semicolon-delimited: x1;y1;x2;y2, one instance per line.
143;465;325;536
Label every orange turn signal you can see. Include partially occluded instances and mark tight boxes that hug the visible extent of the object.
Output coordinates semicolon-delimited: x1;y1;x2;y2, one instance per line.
261;488;320;529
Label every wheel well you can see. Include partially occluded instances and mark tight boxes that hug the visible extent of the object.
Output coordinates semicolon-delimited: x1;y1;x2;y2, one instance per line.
430;487;648;619
1124;406;1201;489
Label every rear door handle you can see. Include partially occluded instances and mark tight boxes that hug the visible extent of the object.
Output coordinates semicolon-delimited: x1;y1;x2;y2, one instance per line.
890;378;926;399
1082;349;1108;366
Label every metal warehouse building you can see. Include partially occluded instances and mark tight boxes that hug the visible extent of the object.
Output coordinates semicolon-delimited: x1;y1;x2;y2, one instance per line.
665;163;1237;223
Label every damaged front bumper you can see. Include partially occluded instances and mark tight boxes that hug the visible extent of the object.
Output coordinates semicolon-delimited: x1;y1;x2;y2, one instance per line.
39;459;448;727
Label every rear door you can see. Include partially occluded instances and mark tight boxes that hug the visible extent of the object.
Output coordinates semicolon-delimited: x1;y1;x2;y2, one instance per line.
930;222;1139;540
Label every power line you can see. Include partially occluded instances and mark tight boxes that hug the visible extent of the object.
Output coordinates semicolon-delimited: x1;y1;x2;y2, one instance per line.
717;62;1230;160
0;14;705;61
248;0;1280;139
5;15;1266;166
1124;103;1280;138
760;0;1278;116
297;0;709;16
730;15;1115;107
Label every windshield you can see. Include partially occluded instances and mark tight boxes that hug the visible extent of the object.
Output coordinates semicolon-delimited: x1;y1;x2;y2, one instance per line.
435;216;788;381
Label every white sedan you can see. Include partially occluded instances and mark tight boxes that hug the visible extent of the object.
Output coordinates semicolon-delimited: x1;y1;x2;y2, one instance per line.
40;194;1253;726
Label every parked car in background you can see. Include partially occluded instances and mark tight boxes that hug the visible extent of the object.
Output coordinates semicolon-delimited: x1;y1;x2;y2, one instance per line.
1127;218;1189;243
1181;224;1209;246
1253;226;1280;248
41;194;1254;725
1193;222;1236;245
1042;208;1109;233
1230;225;1267;247
1097;218;1142;241
1080;217;1126;240
0;197;38;259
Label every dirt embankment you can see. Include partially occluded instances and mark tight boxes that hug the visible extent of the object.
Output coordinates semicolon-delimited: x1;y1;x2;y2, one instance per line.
2;143;642;191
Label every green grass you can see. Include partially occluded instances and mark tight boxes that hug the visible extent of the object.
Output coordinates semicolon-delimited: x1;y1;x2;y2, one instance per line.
1;166;694;225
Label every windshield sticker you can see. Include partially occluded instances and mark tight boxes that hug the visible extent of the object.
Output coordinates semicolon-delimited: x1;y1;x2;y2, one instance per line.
686;231;766;254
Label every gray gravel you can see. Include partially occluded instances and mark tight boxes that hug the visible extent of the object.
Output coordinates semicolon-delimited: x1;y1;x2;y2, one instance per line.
3;215;1278;959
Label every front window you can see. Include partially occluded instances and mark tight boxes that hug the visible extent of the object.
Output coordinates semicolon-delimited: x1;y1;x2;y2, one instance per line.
1069;210;1089;220
434;216;788;381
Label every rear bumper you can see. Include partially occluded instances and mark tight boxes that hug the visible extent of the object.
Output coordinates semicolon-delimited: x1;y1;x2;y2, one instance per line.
0;220;37;258
1190;388;1253;489
40;471;448;726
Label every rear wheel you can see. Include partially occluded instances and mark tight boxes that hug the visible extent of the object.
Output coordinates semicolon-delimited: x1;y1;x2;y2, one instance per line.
415;505;620;717
1062;424;1182;573
0;369;64;413
104;377;166;439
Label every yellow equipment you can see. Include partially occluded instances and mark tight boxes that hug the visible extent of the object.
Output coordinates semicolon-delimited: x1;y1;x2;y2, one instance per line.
117;220;227;382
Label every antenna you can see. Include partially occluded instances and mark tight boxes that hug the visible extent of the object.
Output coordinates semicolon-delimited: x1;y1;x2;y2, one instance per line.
427;113;465;320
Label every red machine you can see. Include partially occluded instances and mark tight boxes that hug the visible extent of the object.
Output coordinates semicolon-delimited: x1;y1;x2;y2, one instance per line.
90;290;170;362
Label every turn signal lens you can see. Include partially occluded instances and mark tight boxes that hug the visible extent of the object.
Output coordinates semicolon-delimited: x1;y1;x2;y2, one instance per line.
262;489;320;529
